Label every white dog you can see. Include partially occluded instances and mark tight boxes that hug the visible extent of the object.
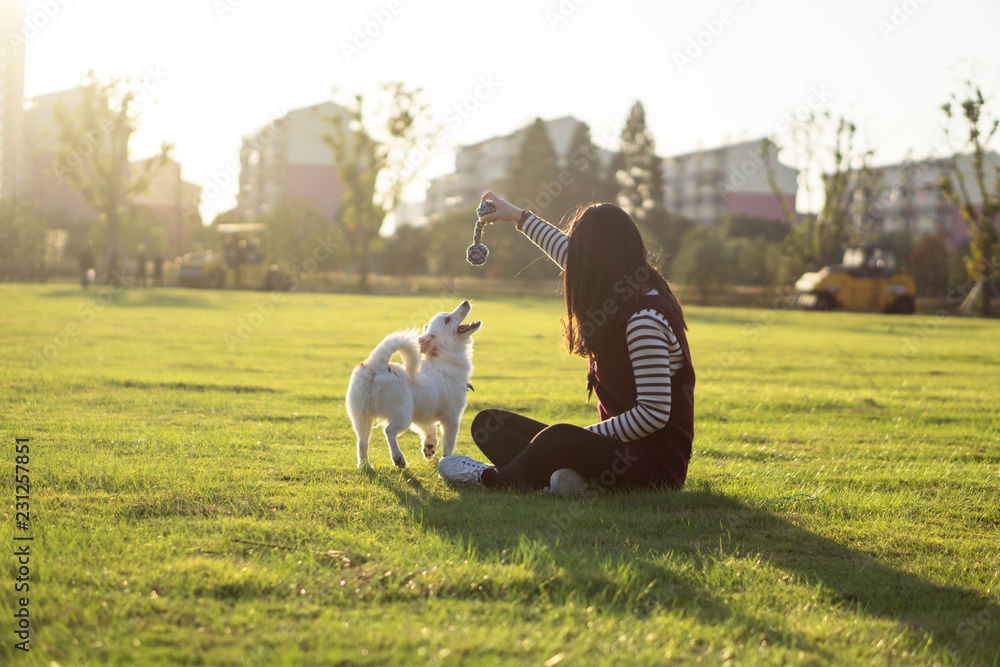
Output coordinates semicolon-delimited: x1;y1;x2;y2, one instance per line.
346;301;481;469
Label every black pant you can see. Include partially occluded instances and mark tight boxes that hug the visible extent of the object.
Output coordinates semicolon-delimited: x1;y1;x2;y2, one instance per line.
471;409;665;490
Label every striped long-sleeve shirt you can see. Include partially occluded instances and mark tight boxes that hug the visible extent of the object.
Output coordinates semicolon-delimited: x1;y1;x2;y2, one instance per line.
519;213;685;442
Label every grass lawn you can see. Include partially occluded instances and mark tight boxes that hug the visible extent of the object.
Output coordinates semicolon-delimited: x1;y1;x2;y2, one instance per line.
1;282;998;665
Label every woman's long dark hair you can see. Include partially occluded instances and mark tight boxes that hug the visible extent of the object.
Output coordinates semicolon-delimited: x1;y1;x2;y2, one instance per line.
561;203;685;359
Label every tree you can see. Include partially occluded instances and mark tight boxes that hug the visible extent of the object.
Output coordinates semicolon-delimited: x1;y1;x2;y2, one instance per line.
617;101;663;223
379;224;429;277
264;195;335;269
506;118;561;222
53;72;171;254
640;206;694;278
939;84;1000;316
0;200;56;281
762;114;875;272
425;204;480;277
491;118;566;279
673;225;734;304
722;214;791;244
553;122;606;219
323;83;429;292
730;236;774;286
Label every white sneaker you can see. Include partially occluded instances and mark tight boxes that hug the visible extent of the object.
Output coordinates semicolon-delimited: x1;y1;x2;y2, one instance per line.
437;455;491;486
546;468;590;496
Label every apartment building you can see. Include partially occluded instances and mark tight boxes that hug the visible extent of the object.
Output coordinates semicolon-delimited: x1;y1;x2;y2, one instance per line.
662;138;798;226
237;102;347;223
856;152;1000;246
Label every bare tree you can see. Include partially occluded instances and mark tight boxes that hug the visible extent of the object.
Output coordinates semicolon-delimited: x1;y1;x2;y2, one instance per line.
323;83;430;293
939;84;1000;316
53;72;171;255
761;113;874;269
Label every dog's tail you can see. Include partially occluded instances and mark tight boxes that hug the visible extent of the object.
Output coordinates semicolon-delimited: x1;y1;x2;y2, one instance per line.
365;329;421;382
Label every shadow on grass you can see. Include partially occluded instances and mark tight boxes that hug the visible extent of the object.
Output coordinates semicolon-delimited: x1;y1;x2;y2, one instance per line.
105;379;277;393
41;287;215;308
387;481;996;664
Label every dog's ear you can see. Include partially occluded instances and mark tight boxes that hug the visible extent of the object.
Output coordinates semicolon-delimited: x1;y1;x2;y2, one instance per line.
419;333;438;356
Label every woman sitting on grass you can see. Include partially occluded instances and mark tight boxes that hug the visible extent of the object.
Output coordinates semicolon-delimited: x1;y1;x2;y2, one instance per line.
437;192;695;495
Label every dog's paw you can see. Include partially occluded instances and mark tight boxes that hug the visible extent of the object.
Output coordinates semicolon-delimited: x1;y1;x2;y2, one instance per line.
392;455;407;469
422;442;437;459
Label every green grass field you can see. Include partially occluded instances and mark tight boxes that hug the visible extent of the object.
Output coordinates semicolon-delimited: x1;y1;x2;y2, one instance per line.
1;283;998;665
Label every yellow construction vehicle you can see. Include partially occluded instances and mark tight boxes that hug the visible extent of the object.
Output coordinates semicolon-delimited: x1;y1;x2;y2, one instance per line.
793;243;916;314
178;223;292;290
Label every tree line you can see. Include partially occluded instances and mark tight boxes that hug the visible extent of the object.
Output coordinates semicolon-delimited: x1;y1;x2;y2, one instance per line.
1;75;996;313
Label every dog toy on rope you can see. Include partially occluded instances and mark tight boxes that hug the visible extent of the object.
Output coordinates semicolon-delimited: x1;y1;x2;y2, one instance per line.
467;200;495;266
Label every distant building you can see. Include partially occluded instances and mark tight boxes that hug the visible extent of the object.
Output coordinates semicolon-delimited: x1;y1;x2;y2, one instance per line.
237;102;347;223
0;0;25;201
855;152;1000;247
424;125;795;227
24;86;201;256
132;156;202;256
662;138;798;226
423;116;613;220
23;87;96;224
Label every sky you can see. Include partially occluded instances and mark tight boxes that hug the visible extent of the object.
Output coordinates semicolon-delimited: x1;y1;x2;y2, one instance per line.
22;0;1000;224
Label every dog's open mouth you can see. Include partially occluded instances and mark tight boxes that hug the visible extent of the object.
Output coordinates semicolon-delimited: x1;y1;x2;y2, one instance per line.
457;320;481;335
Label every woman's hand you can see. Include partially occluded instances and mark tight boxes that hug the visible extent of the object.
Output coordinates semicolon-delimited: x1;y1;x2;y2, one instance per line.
479;192;523;224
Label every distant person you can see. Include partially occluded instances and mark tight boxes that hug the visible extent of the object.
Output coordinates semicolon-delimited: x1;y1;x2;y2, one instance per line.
135;244;148;288
79;242;96;289
437;192;696;495
152;253;165;287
